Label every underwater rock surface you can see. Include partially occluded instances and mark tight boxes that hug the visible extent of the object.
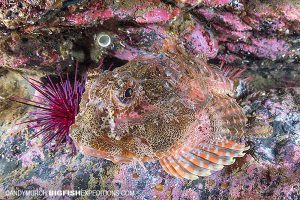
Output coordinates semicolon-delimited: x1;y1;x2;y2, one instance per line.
0;88;299;199
0;0;299;199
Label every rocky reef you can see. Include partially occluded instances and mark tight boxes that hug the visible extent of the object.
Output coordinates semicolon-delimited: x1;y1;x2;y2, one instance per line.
0;0;299;199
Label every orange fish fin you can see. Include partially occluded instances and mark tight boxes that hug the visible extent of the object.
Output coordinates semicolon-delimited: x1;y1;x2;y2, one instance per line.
180;151;224;171
174;154;212;176
159;140;249;179
215;140;249;151
159;158;184;179
190;147;236;165
201;144;248;158
166;156;199;180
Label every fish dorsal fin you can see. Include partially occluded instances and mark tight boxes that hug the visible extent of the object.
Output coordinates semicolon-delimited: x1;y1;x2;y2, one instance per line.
87;67;102;79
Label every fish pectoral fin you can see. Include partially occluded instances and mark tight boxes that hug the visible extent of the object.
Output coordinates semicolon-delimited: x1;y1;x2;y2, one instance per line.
209;94;272;138
208;94;247;136
159;140;249;180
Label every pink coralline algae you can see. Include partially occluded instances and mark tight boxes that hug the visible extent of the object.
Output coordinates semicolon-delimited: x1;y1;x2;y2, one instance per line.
279;3;300;23
62;0;181;26
181;23;218;58
245;1;300;34
175;0;231;7
202;0;231;6
226;37;290;61
135;7;178;24
194;1;300;64
197;9;252;32
65;7;114;26
110;25;168;60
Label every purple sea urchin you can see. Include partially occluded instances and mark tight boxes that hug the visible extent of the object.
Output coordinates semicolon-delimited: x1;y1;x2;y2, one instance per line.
11;63;85;153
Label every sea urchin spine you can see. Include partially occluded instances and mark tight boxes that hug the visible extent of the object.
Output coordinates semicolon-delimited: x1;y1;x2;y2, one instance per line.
11;63;85;153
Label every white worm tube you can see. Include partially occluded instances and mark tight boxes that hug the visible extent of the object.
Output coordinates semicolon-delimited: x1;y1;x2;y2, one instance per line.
97;33;111;47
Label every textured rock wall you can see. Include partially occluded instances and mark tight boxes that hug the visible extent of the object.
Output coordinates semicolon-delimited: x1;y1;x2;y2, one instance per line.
0;0;299;199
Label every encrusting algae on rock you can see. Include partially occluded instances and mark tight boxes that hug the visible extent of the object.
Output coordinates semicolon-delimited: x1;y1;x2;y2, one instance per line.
0;0;299;199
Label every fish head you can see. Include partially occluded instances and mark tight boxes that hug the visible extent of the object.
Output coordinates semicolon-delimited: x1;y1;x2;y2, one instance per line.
70;59;195;162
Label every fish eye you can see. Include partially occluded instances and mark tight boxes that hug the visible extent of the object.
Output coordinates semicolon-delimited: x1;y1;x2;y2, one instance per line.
124;87;133;98
117;87;135;104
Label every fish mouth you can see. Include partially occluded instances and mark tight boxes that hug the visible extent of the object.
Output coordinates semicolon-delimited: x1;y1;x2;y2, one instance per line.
69;102;160;161
72;137;134;163
70;123;145;163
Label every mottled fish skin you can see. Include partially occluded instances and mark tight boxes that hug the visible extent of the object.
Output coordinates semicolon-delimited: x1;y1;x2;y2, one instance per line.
70;52;250;179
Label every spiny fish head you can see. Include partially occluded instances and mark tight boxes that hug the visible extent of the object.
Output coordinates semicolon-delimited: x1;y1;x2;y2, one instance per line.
87;61;177;115
70;59;194;160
